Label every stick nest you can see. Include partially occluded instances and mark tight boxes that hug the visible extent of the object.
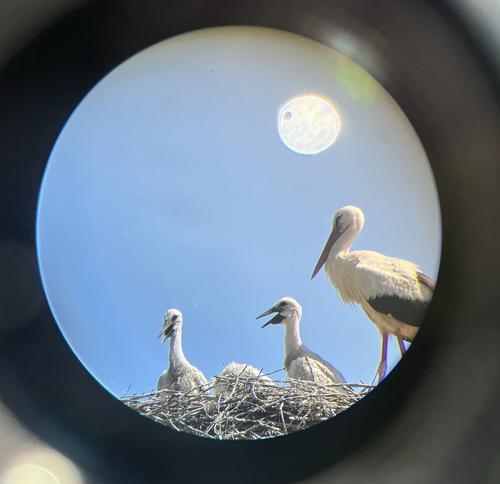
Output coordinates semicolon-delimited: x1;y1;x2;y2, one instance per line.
121;371;373;440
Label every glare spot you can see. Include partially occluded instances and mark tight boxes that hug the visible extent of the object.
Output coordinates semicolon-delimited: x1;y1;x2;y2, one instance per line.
278;95;341;155
0;447;83;484
0;464;60;484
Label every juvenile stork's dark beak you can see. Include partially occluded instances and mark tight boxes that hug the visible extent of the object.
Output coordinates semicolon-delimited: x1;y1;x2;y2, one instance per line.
256;306;285;328
158;320;175;344
311;225;343;279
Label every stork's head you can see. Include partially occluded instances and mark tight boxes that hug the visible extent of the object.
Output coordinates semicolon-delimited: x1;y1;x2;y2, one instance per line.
256;297;302;328
311;205;365;279
158;308;183;344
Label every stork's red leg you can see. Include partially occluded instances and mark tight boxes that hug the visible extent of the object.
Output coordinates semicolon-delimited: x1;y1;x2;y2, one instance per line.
376;332;388;383
397;337;406;356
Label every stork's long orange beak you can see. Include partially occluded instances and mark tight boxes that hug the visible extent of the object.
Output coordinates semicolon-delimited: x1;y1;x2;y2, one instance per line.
311;226;342;279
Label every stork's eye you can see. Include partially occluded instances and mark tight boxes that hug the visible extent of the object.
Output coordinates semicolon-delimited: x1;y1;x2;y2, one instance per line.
171;315;178;322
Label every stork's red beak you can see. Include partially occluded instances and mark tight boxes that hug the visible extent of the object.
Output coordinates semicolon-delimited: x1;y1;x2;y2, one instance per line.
311;226;342;279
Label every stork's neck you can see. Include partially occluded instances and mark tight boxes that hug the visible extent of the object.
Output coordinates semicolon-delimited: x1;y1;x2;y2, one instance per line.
331;224;361;256
169;326;188;367
284;312;303;360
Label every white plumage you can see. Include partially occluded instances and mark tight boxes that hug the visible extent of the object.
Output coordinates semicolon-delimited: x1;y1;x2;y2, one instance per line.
311;206;435;382
213;362;275;397
157;309;208;393
257;297;346;388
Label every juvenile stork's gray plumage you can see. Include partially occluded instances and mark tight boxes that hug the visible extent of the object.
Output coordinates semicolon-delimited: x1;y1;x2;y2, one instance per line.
157;309;208;392
213;362;275;397
311;205;435;383
257;297;346;387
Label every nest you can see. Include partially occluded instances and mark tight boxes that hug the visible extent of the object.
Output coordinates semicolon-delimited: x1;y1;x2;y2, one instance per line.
122;371;373;440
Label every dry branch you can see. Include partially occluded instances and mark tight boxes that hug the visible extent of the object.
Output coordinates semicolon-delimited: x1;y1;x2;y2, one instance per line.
121;373;373;440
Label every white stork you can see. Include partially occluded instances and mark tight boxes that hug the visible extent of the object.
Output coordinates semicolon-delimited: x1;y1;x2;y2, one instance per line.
213;362;275;397
257;297;347;387
157;309;208;392
311;205;435;383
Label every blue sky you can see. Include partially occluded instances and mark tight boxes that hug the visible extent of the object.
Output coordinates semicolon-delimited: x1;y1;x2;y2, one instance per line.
36;26;441;397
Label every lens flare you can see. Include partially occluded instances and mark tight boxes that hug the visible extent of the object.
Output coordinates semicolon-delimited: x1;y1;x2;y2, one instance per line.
0;447;83;484
278;95;341;155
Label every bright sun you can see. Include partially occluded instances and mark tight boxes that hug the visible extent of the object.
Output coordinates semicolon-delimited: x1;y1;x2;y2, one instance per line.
277;94;341;155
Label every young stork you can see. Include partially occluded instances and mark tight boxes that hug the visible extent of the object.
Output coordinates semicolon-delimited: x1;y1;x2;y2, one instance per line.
213;362;275;397
311;205;435;383
257;297;346;387
157;309;208;393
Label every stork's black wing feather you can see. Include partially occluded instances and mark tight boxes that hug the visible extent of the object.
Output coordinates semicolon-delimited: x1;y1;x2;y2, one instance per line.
367;295;429;327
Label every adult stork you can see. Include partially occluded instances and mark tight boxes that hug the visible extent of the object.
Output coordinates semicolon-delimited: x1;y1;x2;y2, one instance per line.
257;297;347;388
157;309;208;392
311;205;435;382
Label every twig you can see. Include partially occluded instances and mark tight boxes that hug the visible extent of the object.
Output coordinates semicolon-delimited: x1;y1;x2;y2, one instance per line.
121;373;374;440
